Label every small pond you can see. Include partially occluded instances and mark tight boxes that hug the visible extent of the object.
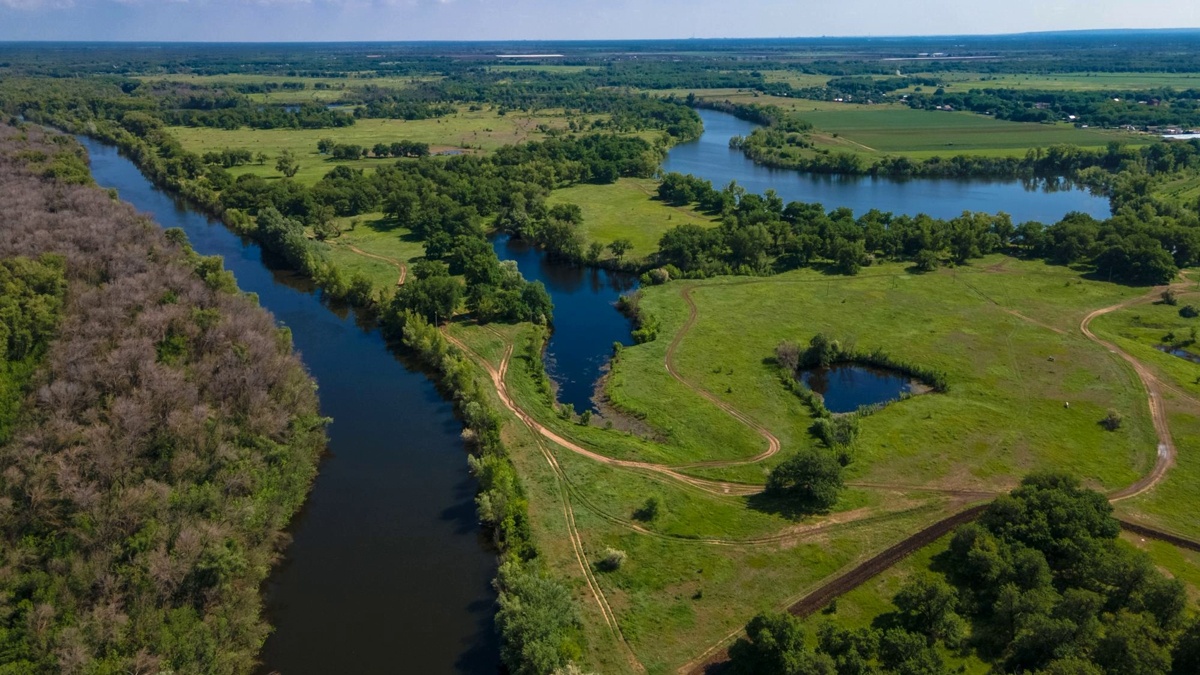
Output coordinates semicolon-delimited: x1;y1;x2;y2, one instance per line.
1156;344;1200;364
800;364;916;413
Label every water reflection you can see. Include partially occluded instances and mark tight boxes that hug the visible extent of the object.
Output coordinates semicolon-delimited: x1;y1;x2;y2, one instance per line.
491;235;637;413
800;364;915;414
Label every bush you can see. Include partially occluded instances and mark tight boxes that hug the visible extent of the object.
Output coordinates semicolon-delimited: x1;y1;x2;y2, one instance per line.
633;496;661;522
1101;409;1124;431
1162;288;1179;306
1181;304;1199;318
598;548;628;571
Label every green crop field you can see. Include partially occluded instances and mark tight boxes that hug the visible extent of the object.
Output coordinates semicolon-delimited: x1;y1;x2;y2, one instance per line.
796;107;1144;158
545;178;718;261
928;71;1200;92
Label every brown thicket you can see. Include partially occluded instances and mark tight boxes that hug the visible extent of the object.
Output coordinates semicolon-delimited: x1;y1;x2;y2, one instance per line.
0;124;326;674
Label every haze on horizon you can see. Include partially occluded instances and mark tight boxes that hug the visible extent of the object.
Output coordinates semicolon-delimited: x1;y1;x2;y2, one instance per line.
0;0;1198;43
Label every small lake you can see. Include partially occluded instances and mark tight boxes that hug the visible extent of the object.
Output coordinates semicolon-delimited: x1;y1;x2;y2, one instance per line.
78;137;500;675
662;108;1114;223
491;235;637;414
800;364;916;414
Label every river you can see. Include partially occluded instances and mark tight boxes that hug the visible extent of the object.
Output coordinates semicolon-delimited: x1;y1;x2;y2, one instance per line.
663;108;1113;223
78;137;500;675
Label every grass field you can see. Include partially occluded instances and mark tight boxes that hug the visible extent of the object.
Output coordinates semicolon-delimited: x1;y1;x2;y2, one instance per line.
446;322;969;674
168;106;600;184
439;254;1200;673
545;178;717;261
927;71;1200;92
610;257;1156;491
658;88;1144;158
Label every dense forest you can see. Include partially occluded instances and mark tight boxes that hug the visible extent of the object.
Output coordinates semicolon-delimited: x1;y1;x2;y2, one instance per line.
0;124;326;674
727;474;1200;675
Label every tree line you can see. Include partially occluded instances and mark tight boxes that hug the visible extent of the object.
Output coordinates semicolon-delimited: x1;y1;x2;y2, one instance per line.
908;86;1200;129
653;169;1197;285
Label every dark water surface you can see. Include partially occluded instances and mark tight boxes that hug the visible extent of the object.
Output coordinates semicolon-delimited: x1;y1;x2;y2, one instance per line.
1156;344;1200;364
78;137;500;675
662;109;1113;223
491;235;637;413
801;364;915;414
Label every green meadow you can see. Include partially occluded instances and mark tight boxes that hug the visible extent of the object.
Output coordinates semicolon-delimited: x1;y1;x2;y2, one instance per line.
546;178;718;262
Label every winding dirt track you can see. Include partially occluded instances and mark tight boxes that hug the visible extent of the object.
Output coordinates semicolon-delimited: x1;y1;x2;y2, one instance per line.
1080;285;1180;502
443;330;762;497
343;244;407;285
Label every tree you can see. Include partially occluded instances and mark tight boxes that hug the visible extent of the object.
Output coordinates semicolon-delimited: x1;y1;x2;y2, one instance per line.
728;613;835;675
913;249;940;273
765;448;844;512
255;151;267;166
608;238;633;260
390;270;463;325
275;150;300;178
892;574;966;646
878;628;944;675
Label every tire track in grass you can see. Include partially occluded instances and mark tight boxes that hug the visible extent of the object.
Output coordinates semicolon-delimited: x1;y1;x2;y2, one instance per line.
340;243;407;285
664;284;782;467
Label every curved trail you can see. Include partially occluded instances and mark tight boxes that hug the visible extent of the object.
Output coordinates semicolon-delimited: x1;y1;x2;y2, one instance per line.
342;244;407;286
1080;285;1180;502
444;330;758;497
665;284;782;466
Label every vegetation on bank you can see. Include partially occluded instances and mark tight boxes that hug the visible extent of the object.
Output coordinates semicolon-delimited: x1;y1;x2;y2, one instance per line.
389;314;584;674
0;125;327;674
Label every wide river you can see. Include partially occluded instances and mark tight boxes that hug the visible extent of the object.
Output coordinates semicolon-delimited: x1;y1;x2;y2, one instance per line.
79;137;500;675
79;107;1115;673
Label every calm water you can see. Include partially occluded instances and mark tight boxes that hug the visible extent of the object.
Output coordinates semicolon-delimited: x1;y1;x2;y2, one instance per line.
662;108;1114;223
491;235;637;413
801;364;915;414
491;108;1115;414
78;137;500;675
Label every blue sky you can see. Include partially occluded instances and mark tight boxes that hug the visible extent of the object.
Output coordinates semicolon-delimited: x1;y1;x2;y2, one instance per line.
0;0;1197;42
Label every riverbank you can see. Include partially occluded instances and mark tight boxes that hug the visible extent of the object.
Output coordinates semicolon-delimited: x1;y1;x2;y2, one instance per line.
76;135;504;674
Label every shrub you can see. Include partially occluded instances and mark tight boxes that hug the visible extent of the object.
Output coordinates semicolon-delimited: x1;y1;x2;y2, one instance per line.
1162;288;1179;306
633;496;661;522
1101;409;1124;431
598;548;628;571
1181;305;1199;318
